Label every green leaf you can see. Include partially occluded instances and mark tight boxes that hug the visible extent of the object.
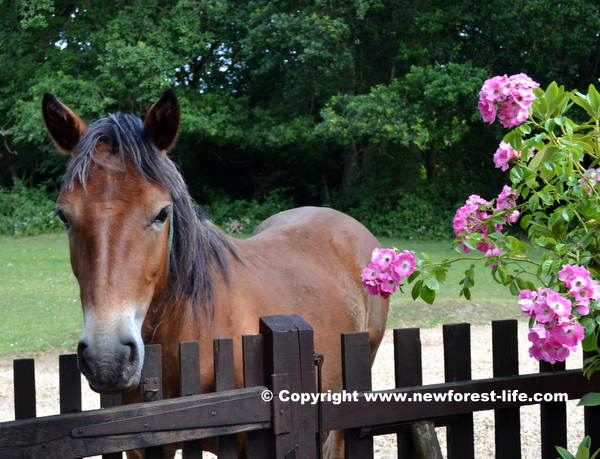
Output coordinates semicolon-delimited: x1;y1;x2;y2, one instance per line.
538;191;553;204
582;332;598;352
544;118;556;132
578;393;600;407
407;270;421;284
541;259;554;276
516;277;536;291
583;357;600;380
510;166;524;184
462;275;475;288
580;437;593;450
554;116;566;126
420;252;433;265
425;277;440;290
509;281;520;296
529;195;540;212
528;145;555;170
461;238;479;251
575;447;591;459
496;264;508;283
555;446;575;459
435;269;447;284
411;279;423;301
420;286;436;305
545;81;559;108
518;123;531;135
460;286;471;300
588;84;600;118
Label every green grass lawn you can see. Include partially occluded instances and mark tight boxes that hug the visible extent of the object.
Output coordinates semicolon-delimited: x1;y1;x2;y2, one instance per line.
0;233;81;356
0;233;526;356
378;237;523;328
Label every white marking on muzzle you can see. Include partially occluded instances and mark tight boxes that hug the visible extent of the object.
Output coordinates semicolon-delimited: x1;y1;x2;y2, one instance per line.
78;304;146;393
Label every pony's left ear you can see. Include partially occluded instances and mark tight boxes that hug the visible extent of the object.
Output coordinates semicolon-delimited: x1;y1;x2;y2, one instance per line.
145;88;181;152
42;93;88;154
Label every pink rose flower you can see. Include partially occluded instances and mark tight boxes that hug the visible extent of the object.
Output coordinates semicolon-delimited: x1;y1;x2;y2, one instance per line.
478;73;539;127
393;250;417;278
522;265;597;365
496;185;518;210
493;141;534;171
580;169;600;196
362;248;417;298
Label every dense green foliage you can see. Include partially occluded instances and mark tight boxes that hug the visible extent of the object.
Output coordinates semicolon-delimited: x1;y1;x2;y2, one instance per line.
204;188;295;234
0;179;61;236
1;0;600;238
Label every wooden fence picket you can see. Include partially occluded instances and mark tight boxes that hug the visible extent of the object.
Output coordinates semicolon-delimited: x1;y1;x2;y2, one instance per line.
394;327;423;459
443;323;474;459
492;320;521;458
242;334;269;459
180;340;203;459
342;331;373;459
214;338;238;458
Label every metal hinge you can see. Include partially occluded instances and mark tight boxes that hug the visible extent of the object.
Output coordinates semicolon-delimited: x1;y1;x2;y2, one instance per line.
143;377;160;401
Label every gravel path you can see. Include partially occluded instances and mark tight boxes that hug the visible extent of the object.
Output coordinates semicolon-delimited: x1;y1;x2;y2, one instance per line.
0;322;586;458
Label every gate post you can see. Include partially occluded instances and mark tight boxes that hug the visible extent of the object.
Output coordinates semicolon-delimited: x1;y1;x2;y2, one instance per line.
260;314;318;459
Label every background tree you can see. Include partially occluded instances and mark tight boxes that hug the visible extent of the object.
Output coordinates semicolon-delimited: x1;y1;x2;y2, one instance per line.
1;0;599;238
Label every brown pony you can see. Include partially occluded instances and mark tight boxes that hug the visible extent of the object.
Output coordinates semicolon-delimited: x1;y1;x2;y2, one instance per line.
42;89;389;458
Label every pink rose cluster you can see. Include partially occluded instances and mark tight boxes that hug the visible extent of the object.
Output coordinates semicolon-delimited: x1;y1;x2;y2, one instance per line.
453;185;519;255
478;74;539;128
580;168;600;196
493;140;535;171
520;265;600;364
362;248;417;299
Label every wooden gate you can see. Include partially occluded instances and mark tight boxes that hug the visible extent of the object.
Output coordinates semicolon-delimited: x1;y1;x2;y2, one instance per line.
0;315;318;458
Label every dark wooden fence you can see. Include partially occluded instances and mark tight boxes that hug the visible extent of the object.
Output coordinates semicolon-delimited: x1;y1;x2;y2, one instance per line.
1;316;600;458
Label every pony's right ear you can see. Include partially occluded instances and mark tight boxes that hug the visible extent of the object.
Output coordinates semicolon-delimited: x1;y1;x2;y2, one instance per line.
42;92;88;154
144;88;180;152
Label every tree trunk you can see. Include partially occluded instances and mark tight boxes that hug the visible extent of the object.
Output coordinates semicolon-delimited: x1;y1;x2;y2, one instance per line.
410;142;438;181
319;168;330;205
424;145;438;181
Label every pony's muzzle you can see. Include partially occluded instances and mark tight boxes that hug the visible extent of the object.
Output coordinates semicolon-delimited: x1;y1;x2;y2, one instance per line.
77;335;144;394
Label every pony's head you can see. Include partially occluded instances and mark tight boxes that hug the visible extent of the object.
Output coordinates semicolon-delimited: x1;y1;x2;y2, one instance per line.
43;90;181;393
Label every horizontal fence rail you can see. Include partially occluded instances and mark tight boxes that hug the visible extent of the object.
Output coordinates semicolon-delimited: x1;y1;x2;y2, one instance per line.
0;388;270;457
322;370;600;428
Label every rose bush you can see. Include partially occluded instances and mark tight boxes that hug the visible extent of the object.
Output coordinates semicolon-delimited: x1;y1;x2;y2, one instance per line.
363;74;600;375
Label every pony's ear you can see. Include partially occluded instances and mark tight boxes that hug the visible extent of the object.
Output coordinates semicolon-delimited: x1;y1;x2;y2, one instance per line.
42;93;88;154
144;88;180;152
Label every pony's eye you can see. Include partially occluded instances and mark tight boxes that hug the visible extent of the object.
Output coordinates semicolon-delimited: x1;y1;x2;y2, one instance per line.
56;210;70;229
153;207;170;224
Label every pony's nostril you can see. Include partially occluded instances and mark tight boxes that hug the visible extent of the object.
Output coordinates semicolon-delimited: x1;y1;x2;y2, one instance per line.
77;340;91;373
121;340;138;364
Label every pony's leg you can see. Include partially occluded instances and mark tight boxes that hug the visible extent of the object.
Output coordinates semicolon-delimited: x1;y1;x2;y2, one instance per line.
322;430;344;459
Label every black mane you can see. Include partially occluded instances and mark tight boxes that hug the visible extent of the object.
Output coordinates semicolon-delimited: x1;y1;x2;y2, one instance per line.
61;112;237;318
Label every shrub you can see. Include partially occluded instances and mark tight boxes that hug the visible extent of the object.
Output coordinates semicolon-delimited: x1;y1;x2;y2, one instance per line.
203;188;295;235
340;179;472;240
0;180;62;236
